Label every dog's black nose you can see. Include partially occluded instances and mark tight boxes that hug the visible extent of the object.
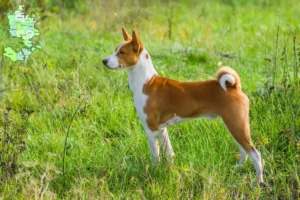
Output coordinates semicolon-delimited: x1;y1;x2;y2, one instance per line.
102;59;108;65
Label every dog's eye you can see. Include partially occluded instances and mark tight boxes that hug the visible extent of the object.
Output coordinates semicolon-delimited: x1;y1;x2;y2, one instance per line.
119;50;125;54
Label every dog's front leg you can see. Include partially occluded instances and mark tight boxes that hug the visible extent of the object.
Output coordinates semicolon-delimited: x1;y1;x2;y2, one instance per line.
158;128;175;164
145;128;160;165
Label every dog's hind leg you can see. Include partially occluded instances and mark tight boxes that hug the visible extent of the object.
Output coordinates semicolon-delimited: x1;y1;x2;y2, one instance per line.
158;128;175;164
234;140;248;166
248;147;263;183
221;104;263;183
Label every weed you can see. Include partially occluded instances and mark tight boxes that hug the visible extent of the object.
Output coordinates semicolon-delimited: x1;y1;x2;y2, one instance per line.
0;107;27;181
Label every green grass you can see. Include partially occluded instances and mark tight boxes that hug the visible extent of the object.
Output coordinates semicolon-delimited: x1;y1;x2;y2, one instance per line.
0;0;299;199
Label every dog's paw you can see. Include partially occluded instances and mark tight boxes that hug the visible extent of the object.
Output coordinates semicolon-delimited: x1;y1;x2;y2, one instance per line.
234;163;244;169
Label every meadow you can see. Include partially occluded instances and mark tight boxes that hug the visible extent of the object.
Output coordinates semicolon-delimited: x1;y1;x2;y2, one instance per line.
0;0;299;199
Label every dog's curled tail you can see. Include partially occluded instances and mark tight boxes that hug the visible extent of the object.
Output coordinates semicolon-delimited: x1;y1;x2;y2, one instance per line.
216;66;241;91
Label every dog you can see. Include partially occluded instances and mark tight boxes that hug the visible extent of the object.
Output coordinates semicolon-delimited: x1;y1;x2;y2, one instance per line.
102;27;264;183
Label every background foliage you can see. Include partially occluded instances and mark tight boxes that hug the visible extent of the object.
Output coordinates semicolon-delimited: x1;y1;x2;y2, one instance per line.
0;0;299;199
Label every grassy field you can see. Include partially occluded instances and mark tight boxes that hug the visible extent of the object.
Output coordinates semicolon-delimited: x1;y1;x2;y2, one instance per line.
0;0;299;199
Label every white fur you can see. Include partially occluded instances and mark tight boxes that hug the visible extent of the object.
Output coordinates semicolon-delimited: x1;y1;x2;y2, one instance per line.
249;148;264;183
104;42;126;69
219;74;235;91
200;114;218;120
127;49;157;93
104;43;264;182
223;118;263;183
105;53;119;69
235;140;248;166
127;48;157;124
104;44;157;130
104;45;161;163
145;127;160;163
158;114;217;129
124;48;165;164
158;128;175;163
158;116;183;129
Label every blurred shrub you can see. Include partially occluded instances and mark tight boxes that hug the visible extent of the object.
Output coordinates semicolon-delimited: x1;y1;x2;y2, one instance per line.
0;0;13;19
1;0;88;16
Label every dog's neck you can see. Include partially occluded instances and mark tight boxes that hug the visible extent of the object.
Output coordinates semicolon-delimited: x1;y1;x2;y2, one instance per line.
127;48;158;94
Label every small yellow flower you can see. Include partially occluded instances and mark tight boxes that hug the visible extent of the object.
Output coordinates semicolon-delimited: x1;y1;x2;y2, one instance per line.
145;164;149;172
91;20;96;30
130;176;136;183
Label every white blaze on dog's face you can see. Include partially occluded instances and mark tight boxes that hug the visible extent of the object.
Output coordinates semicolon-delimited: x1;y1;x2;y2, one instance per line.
102;27;143;69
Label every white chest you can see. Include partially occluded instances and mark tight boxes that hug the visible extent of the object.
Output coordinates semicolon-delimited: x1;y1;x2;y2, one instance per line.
133;90;148;124
126;48;158;128
158;116;184;129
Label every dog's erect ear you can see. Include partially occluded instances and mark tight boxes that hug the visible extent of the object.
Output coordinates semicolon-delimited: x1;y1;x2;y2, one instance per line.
122;27;132;41
131;31;143;52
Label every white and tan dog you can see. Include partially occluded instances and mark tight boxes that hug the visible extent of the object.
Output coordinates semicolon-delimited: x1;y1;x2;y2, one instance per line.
102;27;263;183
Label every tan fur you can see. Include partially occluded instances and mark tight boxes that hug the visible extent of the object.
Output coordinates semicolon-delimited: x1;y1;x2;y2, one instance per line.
115;30;144;68
143;72;253;152
122;26;132;41
114;29;253;152
102;27;263;182
217;66;242;90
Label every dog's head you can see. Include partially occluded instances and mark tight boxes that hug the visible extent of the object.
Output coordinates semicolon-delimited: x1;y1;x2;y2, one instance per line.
102;27;144;70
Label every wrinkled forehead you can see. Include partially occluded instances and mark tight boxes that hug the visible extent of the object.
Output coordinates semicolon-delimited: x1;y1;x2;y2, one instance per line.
114;41;130;52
